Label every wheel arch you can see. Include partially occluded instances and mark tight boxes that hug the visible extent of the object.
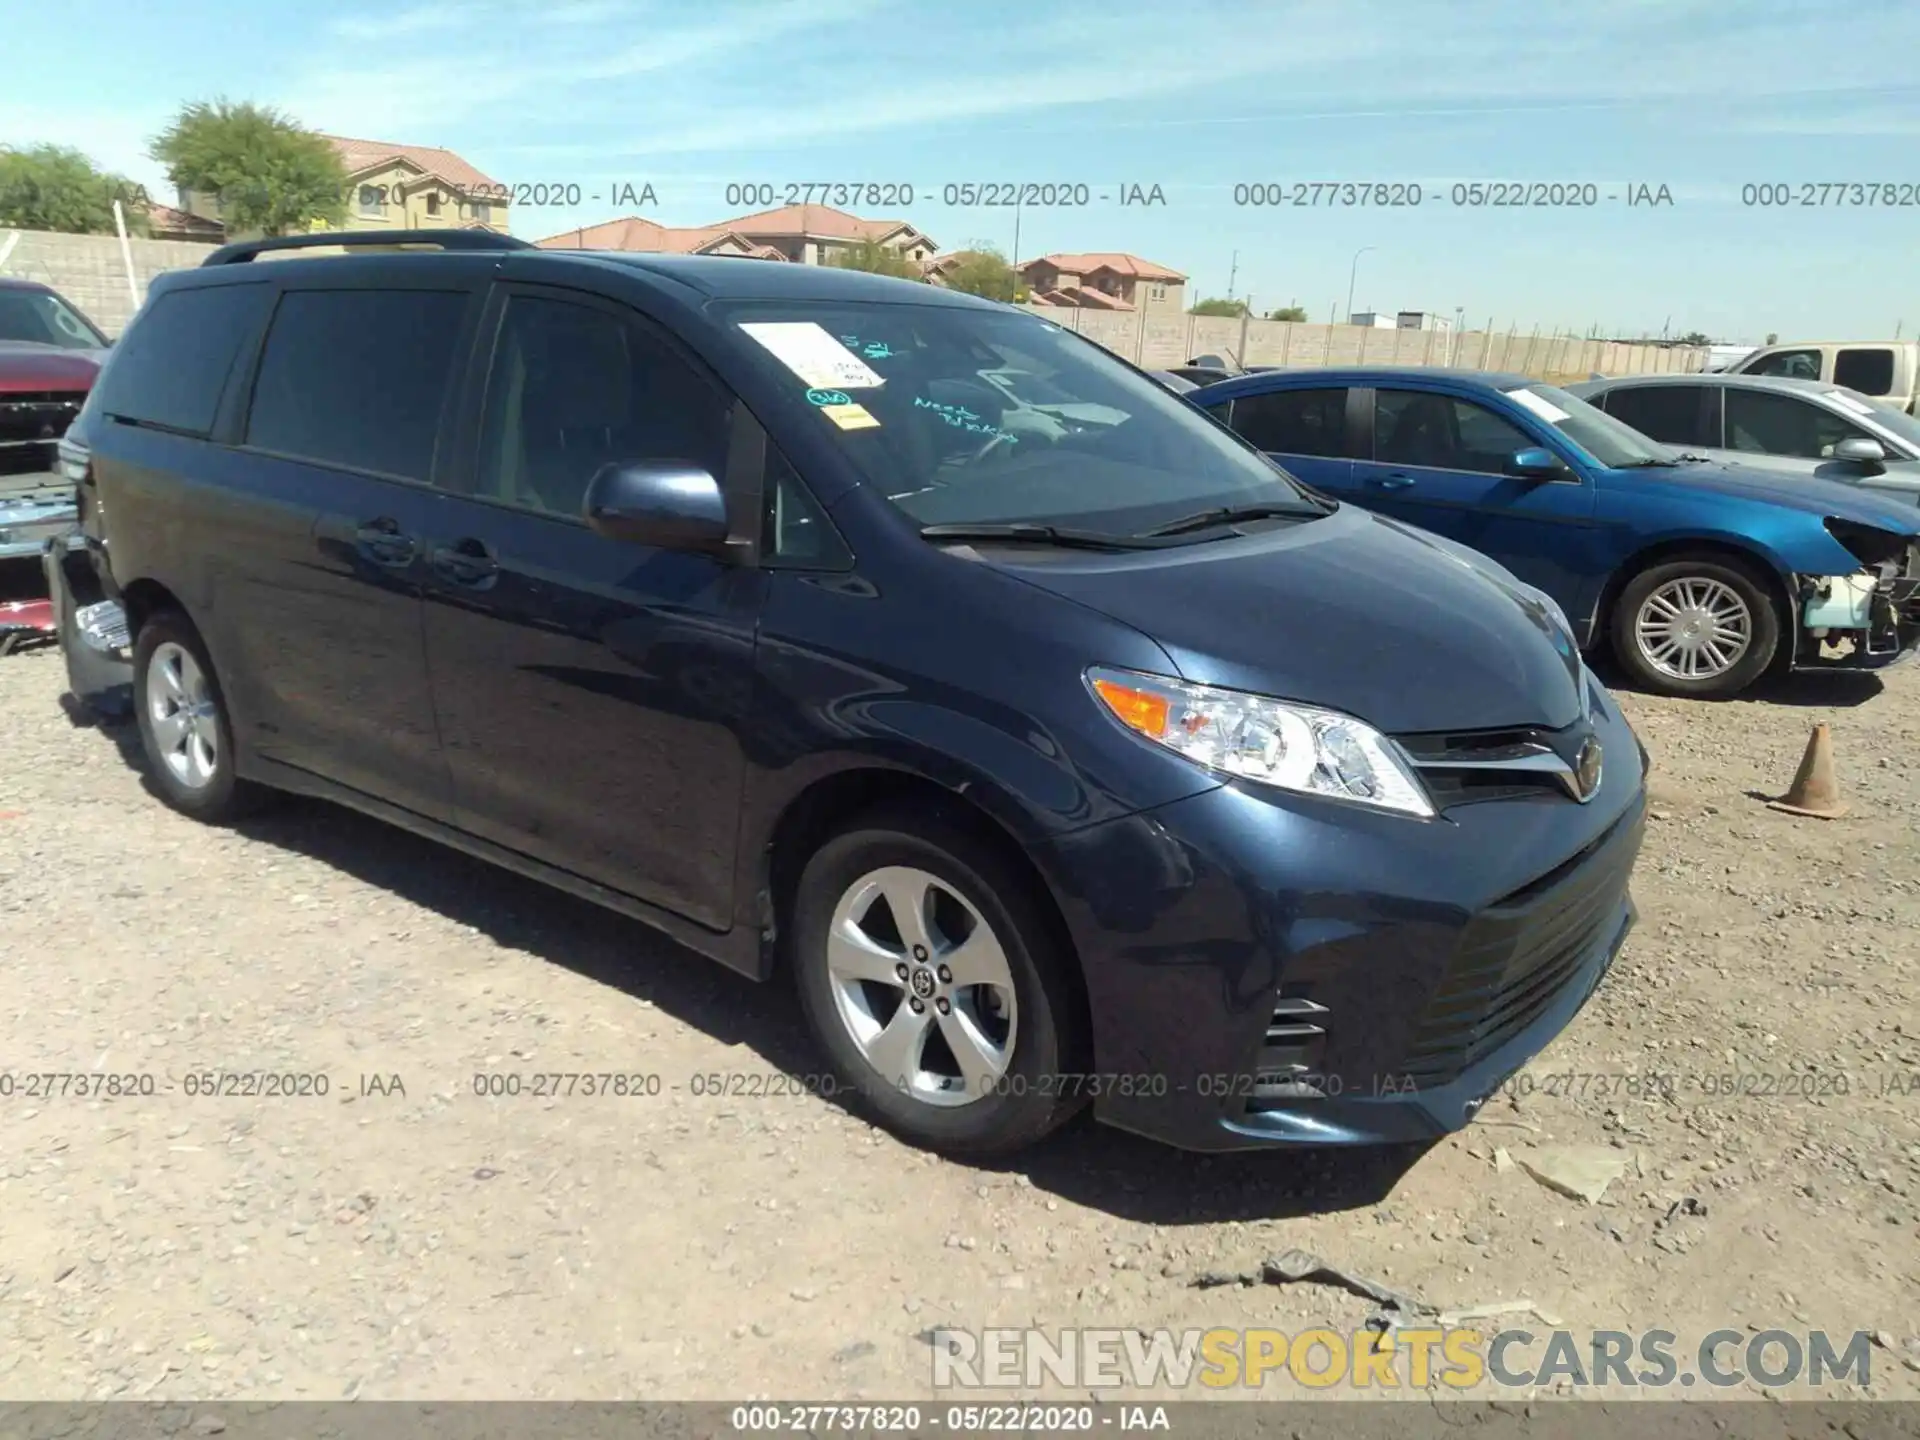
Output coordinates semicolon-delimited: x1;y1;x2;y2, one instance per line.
1592;533;1798;658
753;762;1094;1066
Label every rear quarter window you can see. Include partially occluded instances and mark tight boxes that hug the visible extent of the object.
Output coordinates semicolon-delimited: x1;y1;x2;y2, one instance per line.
91;282;273;436
1834;348;1896;395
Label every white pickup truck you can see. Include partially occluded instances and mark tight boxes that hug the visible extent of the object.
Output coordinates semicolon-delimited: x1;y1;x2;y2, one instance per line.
1727;340;1920;414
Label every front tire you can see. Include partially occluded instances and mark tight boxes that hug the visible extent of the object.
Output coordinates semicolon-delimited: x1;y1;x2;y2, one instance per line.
133;610;266;822
1611;556;1780;698
790;807;1087;1156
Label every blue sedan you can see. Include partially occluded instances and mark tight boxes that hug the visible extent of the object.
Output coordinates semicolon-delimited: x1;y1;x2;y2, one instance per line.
1193;367;1920;697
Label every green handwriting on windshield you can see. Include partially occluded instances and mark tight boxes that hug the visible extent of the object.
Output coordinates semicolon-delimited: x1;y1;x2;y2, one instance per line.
913;395;1019;442
837;334;897;360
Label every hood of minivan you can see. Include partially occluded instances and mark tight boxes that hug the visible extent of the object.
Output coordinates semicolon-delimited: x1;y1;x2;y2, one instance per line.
1612;457;1920;531
980;503;1587;734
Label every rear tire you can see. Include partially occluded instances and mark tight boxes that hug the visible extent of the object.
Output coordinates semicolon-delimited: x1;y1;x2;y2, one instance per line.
133;610;268;822
790;807;1087;1156
1610;556;1780;698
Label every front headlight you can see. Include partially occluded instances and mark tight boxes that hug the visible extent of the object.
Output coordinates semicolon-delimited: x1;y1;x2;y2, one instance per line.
1087;666;1435;818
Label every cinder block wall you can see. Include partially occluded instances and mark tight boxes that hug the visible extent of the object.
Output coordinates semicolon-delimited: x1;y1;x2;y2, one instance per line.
1;229;221;337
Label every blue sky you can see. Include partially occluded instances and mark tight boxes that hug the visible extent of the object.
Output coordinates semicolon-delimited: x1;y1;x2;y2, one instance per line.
9;0;1920;340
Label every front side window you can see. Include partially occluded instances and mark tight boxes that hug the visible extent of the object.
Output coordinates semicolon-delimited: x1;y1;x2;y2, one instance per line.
1599;385;1713;448
245;289;467;481
1833;347;1895;395
1744;347;1822;382
0;286;109;351
1373;391;1532;473
1726;389;1871;460
474;294;730;521
1227;388;1348;456
718;300;1321;536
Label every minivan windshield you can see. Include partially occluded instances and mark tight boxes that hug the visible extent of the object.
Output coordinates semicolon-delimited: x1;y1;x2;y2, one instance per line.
0;287;107;350
1502;383;1678;469
720;299;1324;537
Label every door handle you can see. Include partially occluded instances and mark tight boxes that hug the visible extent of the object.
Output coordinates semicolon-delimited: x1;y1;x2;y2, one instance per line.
430;537;499;588
1372;473;1418;490
355;517;418;566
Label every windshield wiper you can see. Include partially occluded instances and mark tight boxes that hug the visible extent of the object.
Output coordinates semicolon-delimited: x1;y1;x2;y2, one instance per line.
1136;501;1324;538
918;522;1149;550
1614;457;1681;469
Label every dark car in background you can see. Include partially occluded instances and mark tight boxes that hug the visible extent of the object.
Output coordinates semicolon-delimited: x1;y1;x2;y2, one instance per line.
1195;368;1920;698
0;277;109;562
57;231;1646;1156
1570;372;1920;504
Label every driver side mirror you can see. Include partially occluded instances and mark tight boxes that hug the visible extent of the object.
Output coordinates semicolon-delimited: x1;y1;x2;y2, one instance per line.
583;461;735;555
1832;437;1887;472
1505;446;1568;480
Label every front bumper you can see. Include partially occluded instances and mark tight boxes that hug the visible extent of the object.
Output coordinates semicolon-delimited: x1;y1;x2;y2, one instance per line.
1032;693;1646;1151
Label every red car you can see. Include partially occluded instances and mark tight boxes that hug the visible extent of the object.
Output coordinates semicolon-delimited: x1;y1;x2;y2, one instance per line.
0;277;109;562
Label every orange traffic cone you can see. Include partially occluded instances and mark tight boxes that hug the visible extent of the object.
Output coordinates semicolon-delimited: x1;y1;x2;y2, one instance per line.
1767;723;1849;820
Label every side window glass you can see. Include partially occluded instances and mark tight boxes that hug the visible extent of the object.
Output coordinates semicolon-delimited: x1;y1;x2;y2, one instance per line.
1726;390;1869;460
245;288;467;479
1604;386;1709;446
1228;388;1347;456
1746;348;1822;382
1834;348;1895;395
762;448;850;568
1374;392;1531;472
475;295;731;521
95;283;273;437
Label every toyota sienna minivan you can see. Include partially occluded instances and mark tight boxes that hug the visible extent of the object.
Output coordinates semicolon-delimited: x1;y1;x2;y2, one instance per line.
54;230;1646;1155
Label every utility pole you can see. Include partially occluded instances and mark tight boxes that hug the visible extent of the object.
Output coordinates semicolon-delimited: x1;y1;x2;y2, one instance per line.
1227;251;1239;300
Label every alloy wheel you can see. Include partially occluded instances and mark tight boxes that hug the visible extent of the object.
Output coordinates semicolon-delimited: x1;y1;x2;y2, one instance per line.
1633;576;1753;681
147;641;220;789
824;865;1018;1106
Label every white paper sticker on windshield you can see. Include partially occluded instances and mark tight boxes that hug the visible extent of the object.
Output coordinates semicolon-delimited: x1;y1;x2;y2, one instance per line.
739;322;886;389
1824;389;1877;416
1506;387;1570;423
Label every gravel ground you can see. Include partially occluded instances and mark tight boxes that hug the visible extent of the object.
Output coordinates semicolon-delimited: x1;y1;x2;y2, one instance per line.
1;589;1917;1404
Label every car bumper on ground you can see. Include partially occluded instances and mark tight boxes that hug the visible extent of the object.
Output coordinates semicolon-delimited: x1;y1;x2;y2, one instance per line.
1032;694;1647;1152
43;533;133;715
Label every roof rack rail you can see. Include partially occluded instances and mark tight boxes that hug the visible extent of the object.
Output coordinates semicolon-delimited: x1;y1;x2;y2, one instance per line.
202;229;534;266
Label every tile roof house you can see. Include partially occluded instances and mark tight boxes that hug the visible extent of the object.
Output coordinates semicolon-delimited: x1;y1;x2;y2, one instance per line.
1019;252;1187;314
708;205;937;266
533;216;785;259
175;134;512;236
141;202;226;243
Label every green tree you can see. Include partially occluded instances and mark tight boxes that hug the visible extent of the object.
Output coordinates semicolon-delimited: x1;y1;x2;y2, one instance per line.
0;144;150;236
1674;329;1711;346
150;100;347;237
1267;304;1308;322
1189;297;1247;317
940;243;1019;301
828;238;923;280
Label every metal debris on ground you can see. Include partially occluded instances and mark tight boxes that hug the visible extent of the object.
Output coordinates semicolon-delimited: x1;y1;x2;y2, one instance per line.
1191;1248;1436;1331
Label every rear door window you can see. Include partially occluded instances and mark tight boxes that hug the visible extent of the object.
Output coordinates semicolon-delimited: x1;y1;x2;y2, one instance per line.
1225;388;1349;456
91;282;273;436
244;289;469;482
1833;347;1896;395
1599;385;1713;447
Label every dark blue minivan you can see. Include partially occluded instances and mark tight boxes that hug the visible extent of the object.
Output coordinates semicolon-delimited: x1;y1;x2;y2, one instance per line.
56;232;1649;1154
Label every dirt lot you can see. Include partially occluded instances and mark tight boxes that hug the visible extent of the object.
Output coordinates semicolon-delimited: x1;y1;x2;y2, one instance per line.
1;608;1917;1404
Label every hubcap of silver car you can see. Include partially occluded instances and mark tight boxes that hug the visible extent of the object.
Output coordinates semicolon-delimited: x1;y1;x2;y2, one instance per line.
1634;577;1752;680
825;866;1017;1106
147;642;220;789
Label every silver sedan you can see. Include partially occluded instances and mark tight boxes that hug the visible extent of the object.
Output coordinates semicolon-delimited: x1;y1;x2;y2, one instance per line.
1568;372;1920;505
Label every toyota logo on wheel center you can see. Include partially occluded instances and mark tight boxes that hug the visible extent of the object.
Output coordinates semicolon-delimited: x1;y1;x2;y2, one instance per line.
910;966;937;999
